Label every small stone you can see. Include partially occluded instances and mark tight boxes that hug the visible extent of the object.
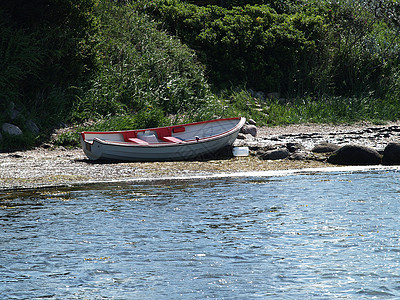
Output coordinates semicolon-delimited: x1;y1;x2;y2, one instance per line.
312;142;340;153
236;133;246;140
258;148;290;160
240;124;257;137
248;119;257;125
286;142;304;153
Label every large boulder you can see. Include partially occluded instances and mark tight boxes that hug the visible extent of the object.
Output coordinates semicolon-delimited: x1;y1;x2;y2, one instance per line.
2;123;22;136
382;142;400;165
328;145;382;165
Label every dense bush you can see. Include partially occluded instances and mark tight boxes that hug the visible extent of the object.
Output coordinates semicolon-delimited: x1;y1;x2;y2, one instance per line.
139;1;324;94
139;0;400;98
184;0;299;13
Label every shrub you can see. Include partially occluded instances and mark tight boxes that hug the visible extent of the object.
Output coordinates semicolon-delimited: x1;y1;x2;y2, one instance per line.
73;2;213;124
139;1;327;94
139;0;400;99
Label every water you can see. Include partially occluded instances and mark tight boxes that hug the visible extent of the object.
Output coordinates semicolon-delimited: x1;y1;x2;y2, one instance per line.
1;169;400;299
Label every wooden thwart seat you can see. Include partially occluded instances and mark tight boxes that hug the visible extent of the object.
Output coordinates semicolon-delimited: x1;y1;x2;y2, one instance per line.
126;137;149;145
160;136;184;143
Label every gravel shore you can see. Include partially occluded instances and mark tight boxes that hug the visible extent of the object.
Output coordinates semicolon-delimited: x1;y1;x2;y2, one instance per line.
1;122;400;191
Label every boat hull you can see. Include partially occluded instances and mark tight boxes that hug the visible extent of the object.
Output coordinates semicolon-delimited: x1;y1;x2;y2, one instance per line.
80;117;246;161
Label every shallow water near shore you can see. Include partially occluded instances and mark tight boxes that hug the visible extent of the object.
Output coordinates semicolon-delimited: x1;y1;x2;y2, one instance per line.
1;169;400;299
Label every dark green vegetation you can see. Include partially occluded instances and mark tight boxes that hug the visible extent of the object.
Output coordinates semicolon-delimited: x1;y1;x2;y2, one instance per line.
1;0;400;149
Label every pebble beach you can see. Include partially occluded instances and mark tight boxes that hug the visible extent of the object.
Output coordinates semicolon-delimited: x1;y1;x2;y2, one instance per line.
1;122;400;191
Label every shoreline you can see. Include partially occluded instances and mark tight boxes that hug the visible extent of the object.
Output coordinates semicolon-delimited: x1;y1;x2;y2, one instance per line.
0;148;332;192
1;122;400;191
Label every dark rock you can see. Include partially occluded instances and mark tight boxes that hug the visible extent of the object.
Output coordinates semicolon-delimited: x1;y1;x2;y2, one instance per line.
312;142;341;153
248;119;257;125
382;142;400;165
286;142;304;153
256;144;283;152
390;126;400;132
255;91;266;100
26;120;40;135
248;88;255;96
258;148;290;160
240;124;257;137
289;151;309;161
2;123;23;136
7;101;20;120
10;109;20;120
236;133;246;140
328;145;382;165
267;92;280;99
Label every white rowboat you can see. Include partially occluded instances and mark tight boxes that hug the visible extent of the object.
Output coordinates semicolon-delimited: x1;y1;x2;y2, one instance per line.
79;117;246;161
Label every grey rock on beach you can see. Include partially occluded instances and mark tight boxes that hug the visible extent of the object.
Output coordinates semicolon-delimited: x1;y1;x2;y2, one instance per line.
2;123;23;136
312;142;340;153
327;145;382;165
234;122;400;166
240;124;257;137
258;147;290;160
26;120;40;135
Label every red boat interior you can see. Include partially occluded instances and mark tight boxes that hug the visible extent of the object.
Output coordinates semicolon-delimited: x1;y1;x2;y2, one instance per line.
122;126;186;144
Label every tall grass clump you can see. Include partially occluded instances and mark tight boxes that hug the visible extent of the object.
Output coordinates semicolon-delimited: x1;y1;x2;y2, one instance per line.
0;1;99;149
219;90;400;126
72;2;218;129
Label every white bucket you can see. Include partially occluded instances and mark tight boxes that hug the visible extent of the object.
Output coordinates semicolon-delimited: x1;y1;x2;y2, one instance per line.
233;147;249;157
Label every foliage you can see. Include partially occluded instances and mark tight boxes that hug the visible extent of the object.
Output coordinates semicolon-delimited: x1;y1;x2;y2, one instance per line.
138;1;325;94
0;18;42;109
72;2;214;124
184;0;301;13
0;0;99;150
138;0;400;99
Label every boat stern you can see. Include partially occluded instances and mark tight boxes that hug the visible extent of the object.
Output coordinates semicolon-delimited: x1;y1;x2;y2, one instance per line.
80;133;102;160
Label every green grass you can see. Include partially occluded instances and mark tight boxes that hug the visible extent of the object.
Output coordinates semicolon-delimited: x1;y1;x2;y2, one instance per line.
54;89;400;148
215;89;400;126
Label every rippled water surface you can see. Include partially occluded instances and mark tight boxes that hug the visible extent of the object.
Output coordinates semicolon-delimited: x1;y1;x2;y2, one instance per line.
1;170;400;299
